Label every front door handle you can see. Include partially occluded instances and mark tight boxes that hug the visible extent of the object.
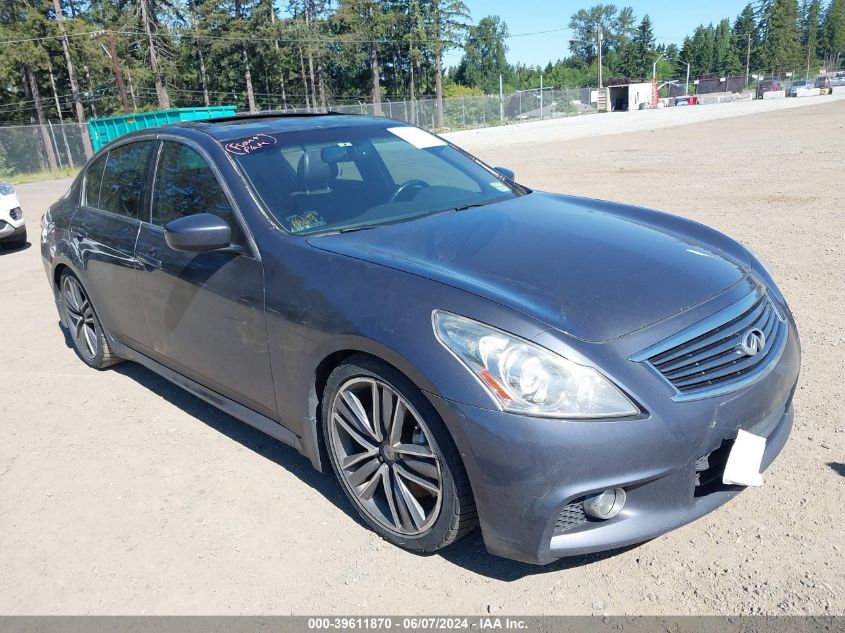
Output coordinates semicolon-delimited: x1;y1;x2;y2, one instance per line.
137;251;161;270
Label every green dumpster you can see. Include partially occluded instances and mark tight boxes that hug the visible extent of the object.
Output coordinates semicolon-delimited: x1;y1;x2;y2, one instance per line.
88;106;237;152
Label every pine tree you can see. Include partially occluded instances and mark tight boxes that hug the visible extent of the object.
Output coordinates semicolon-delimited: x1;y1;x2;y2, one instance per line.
823;0;845;68
619;14;654;80
50;0;93;156
760;0;803;72
428;0;469;128
800;0;822;63
714;18;741;74
336;0;394;115
732;4;759;76
454;15;509;93
137;0;178;109
682;24;716;77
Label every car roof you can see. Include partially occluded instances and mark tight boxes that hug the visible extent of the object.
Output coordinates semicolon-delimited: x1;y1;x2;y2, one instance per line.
171;112;397;143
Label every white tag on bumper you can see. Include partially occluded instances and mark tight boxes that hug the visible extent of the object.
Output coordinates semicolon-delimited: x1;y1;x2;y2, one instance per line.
722;429;766;487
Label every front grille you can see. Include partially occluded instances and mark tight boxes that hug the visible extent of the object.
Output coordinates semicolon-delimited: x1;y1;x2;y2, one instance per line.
633;291;787;401
9;207;21;220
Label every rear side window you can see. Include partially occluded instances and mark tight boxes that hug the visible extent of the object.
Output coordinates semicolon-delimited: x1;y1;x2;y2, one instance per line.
152;142;243;243
98;142;155;218
83;154;107;207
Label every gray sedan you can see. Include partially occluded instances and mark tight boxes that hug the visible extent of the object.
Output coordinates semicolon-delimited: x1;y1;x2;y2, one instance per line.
41;114;800;564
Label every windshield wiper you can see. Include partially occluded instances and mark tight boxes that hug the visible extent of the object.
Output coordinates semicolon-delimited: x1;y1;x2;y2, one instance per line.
338;224;378;234
453;202;487;212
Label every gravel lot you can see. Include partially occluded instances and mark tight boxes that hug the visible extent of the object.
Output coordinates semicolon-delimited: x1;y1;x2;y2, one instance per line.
0;99;842;615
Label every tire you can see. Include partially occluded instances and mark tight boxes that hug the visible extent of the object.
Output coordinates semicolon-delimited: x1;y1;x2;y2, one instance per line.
1;227;26;249
322;354;477;553
58;270;121;370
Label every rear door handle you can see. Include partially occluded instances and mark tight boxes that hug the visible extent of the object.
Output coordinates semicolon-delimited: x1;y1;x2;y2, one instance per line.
74;227;88;241
137;251;161;270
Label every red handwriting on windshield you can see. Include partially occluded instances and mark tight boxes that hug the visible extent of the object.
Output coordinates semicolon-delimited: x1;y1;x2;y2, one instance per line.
224;133;278;156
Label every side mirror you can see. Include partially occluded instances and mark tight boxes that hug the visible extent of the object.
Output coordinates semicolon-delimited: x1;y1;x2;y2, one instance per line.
164;213;231;253
494;166;515;181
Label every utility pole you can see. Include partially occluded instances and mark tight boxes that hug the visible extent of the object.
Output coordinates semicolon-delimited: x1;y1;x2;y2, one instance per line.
539;74;544;118
596;22;604;89
806;45;812;80
107;31;131;114
499;74;504;122
746;33;751;87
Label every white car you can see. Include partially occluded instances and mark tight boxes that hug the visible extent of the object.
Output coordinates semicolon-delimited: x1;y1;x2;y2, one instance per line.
0;182;26;249
788;80;815;96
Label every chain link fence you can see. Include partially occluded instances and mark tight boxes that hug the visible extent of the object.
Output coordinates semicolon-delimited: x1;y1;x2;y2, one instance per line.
0;90;598;181
0;122;92;180
331;89;597;129
2;68;841;182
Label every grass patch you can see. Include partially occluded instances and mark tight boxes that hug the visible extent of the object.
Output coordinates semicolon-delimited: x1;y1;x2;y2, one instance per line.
5;167;79;185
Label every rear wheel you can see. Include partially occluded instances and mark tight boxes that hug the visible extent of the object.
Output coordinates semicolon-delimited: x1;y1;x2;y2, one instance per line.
322;355;477;553
59;271;120;369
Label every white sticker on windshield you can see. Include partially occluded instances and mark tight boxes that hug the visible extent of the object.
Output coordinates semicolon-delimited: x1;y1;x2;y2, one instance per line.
490;181;510;192
387;127;447;149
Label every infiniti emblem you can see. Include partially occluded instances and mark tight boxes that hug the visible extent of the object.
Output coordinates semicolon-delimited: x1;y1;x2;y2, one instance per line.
739;328;766;357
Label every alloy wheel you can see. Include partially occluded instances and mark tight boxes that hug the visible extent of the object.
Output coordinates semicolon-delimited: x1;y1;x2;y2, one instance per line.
329;377;443;536
62;275;98;361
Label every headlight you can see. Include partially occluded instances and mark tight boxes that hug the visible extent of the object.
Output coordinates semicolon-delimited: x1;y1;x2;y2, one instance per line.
432;311;639;419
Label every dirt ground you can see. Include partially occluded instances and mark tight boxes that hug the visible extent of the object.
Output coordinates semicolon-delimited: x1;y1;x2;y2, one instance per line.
0;101;842;616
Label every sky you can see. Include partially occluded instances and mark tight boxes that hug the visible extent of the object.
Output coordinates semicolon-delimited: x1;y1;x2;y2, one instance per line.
443;0;752;68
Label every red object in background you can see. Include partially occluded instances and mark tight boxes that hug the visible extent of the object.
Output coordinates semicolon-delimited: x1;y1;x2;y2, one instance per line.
674;95;699;106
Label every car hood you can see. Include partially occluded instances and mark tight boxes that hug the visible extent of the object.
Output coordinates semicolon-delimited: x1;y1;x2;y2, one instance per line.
308;192;751;342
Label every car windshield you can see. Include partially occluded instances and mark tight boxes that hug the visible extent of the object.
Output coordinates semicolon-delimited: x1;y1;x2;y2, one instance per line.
225;122;524;235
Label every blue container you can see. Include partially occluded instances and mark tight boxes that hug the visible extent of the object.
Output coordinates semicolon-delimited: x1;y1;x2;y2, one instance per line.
88;106;237;152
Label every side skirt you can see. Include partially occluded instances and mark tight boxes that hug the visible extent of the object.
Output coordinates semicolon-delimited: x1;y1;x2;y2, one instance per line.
109;338;302;452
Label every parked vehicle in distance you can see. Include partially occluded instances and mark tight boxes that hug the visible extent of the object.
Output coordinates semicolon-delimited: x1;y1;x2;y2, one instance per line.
673;95;699;106
788;80;815;96
0;182;26;249
41;113;800;565
815;76;831;91
757;79;784;98
831;72;845;87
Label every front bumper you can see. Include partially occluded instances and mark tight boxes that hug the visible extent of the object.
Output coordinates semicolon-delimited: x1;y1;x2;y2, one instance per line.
0;221;26;241
427;315;800;565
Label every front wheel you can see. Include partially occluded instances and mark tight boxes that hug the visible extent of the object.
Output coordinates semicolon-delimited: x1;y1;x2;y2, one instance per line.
322;355;477;553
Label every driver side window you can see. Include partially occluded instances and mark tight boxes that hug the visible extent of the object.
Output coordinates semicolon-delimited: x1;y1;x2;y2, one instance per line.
152;142;243;245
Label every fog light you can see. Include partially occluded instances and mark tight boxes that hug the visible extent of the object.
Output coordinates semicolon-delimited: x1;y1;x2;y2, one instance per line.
583;488;626;519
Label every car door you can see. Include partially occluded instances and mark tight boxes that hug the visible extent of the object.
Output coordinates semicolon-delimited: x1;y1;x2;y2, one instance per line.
135;139;277;419
69;140;154;350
